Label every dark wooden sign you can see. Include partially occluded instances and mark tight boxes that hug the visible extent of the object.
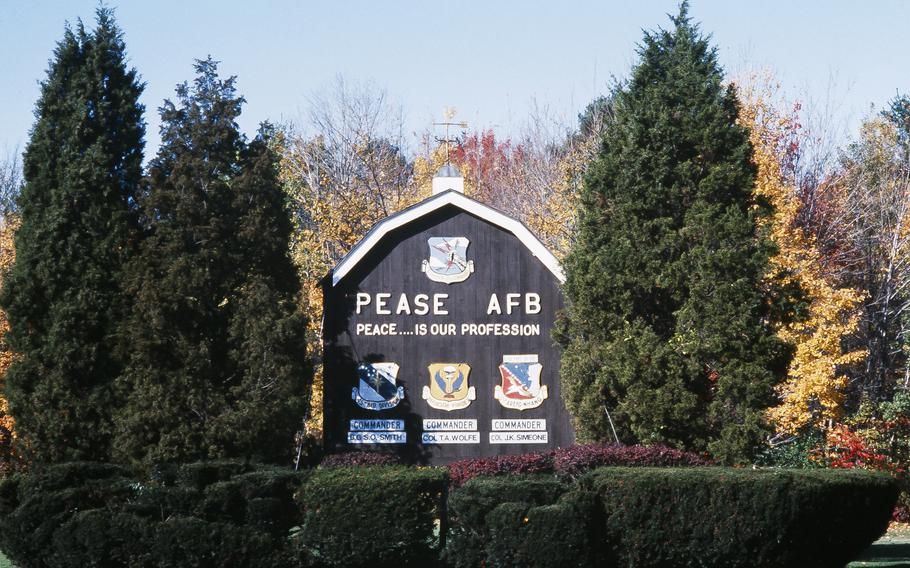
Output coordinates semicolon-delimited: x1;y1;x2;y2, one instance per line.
322;190;574;464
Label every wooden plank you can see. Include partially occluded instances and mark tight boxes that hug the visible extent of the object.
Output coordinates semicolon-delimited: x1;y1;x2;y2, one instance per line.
323;206;575;464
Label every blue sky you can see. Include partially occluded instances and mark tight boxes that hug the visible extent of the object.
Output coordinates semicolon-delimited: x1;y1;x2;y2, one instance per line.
1;1;907;160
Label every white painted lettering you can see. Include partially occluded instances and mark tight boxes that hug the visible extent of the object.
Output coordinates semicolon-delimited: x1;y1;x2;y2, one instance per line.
413;294;429;315
395;294;411;315
526;293;541;314
433;293;449;315
487;293;502;315
355;293;371;314
375;293;391;315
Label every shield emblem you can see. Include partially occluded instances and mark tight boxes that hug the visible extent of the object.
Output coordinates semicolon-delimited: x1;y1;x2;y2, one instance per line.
352;362;405;410
494;355;548;410
422;363;476;411
421;237;474;283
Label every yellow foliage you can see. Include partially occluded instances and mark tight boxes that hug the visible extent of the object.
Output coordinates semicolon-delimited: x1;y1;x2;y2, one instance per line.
528;132;599;260
0;216;19;472
412;142;479;197
279;132;429;438
281;122;598;437
414;133;590;261
737;76;865;434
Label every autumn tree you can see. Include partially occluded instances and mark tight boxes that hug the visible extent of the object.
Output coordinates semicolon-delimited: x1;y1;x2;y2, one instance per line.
835;112;910;402
737;76;865;434
0;150;21;221
116;59;308;465
280;78;424;436
0;216;20;475
422;101;610;259
560;5;791;464
0;151;21;473
512;101;612;259
451;129;517;204
0;9;144;462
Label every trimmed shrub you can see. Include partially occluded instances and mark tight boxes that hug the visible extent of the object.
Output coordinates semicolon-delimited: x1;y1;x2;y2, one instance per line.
581;467;898;568
144;516;289;568
319;451;401;468
447;444;710;486
195;468;305;534
49;510;149;568
174;460;253;490
553;444;711;479
447;452;554;487
484;490;604;568
294;465;447;567
0;463;135;567
445;475;568;568
0;461;308;568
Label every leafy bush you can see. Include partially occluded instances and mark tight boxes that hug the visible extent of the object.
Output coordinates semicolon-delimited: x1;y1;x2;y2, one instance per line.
0;462;897;568
483;490;603;568
444;475;568;568
0;461;307;568
294;466;447;568
319;451;401;468
447;451;554;487
447;444;710;486
754;428;828;469
0;462;135;566
552;444;711;479
581;467;898;568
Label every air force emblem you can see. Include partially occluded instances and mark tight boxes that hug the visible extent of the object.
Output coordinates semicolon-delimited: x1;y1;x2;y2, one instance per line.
422;363;475;411
421;237;474;284
494;355;548;410
352;362;405;410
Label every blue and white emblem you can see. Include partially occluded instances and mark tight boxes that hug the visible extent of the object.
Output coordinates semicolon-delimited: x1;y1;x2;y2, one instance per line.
494;354;548;410
352;362;405;411
421;237;474;284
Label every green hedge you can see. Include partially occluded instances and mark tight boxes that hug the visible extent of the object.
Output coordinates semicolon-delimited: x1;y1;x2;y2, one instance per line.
0;463;898;568
294;466;447;568
484;490;603;568
581;467;898;568
0;461;307;568
444;475;568;568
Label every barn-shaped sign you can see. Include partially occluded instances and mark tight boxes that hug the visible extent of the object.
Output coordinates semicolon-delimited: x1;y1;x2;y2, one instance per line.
322;168;575;464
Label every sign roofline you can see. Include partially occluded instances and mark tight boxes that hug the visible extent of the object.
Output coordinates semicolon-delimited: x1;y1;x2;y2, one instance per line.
330;189;566;286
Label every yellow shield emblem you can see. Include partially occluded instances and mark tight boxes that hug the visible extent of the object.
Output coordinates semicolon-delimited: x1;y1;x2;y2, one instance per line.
422;363;475;411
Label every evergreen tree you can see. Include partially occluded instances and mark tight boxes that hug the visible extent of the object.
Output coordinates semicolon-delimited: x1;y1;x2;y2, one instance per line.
0;9;144;462
560;4;791;464
217;126;309;461
115;60;308;465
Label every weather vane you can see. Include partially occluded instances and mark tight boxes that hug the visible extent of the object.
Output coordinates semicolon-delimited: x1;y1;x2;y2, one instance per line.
433;106;468;165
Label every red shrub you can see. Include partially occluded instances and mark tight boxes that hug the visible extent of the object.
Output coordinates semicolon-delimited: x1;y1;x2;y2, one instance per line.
320;451;401;468
447;451;554;487
553;444;712;479
446;444;712;486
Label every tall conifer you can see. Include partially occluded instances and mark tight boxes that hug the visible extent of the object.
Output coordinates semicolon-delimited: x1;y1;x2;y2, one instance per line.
0;9;144;462
115;60;308;464
561;4;791;463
